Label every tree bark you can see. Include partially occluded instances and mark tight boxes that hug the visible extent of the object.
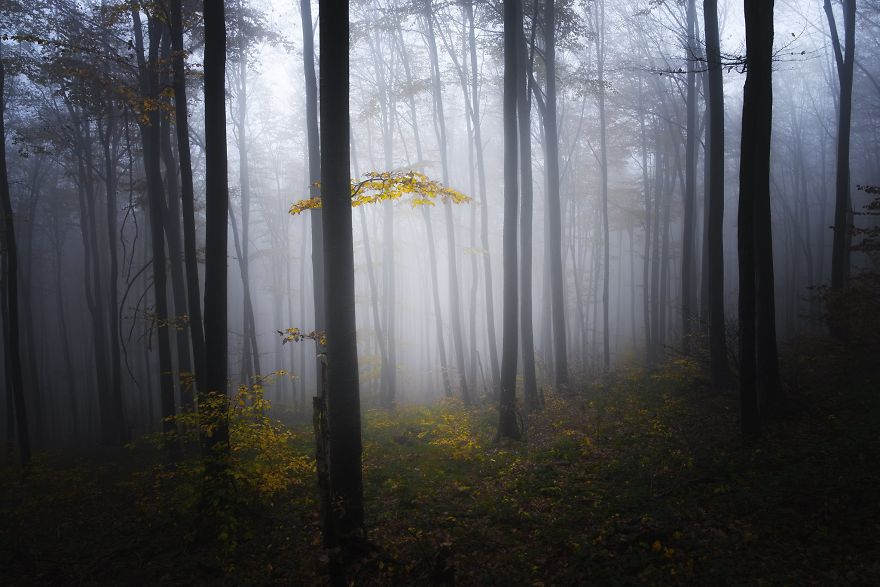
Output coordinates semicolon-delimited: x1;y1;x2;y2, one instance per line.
827;0;855;291
516;0;538;412
320;0;365;550
300;0;326;398
738;0;775;436
0;56;31;467
202;0;230;466
499;0;521;439
170;0;208;395
704;0;732;388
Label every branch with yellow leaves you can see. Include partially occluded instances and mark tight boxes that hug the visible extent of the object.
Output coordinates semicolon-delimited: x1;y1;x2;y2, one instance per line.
288;170;471;215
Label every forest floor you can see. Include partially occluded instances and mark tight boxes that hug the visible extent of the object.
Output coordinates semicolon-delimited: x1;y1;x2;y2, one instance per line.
2;336;879;586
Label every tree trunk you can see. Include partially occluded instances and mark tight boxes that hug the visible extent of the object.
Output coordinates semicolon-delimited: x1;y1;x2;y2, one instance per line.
827;0;855;291
425;4;469;403
594;0;610;370
158;61;195;412
499;0;521;440
682;0;698;351
170;0;207;395
465;1;501;393
138;16;179;460
320;0;365;550
704;0;731;388
738;0;776;436
300;0;325;397
0;56;31;467
201;0;230;468
516;0;538;412
234;52;261;382
543;0;569;388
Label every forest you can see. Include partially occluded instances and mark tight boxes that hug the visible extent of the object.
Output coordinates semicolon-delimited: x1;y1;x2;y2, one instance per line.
1;0;879;583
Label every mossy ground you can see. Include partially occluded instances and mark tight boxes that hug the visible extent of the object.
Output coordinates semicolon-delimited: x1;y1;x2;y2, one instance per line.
2;337;878;585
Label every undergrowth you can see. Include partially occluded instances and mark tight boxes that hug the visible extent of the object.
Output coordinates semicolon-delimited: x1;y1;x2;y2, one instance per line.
1;339;878;585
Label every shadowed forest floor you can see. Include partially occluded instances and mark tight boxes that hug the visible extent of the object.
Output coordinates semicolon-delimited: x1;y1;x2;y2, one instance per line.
2;337;879;585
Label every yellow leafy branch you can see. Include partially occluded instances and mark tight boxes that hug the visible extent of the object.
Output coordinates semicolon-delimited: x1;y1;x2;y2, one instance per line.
276;327;326;347
288;170;471;216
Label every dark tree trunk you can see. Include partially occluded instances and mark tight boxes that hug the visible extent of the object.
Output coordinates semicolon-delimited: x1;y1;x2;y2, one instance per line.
704;0;732;388
170;0;207;395
0;57;31;467
827;0;855;291
158;54;195;412
138;17;179;460
97;110;127;445
499;0;521;440
738;0;775;436
202;0;230;465
516;0;538;412
51;218;79;438
320;0;365;549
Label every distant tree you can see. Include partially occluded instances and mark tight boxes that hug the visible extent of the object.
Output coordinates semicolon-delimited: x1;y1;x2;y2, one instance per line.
299;0;326;407
682;0;698;352
131;8;178;458
541;0;569;389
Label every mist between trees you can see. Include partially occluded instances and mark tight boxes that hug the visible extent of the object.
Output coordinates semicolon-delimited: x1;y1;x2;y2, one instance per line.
0;0;878;577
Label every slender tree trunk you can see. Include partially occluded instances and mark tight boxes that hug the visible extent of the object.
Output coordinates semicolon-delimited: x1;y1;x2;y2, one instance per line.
499;0;521;439
827;0;856;291
300;0;325;398
51;221;79;438
543;0;569;388
170;0;207;395
516;0;538;412
137;16;179;460
0;57;31;467
351;128;391;406
425;4;469;403
704;0;731;388
158;71;195;411
638;77;652;363
682;0;698;351
391;25;452;398
594;0;610;370
234;52;261;382
97;113;127;444
465;1;501;392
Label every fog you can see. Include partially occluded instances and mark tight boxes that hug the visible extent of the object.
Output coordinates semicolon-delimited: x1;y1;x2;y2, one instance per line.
1;0;877;445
